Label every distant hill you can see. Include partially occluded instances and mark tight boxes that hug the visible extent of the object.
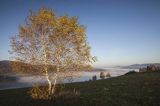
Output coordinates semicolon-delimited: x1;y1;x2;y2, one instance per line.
0;60;101;75
0;60;13;74
1;60;160;74
0;60;56;75
117;63;160;69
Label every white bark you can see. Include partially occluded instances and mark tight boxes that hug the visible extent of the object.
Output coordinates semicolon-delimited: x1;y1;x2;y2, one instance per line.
51;73;57;94
42;33;53;95
45;67;52;95
57;64;60;72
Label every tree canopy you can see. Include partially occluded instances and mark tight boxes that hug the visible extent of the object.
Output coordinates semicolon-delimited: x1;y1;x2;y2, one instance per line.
10;7;96;99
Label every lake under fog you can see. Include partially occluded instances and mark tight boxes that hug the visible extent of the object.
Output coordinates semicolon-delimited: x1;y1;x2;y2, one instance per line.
0;68;139;90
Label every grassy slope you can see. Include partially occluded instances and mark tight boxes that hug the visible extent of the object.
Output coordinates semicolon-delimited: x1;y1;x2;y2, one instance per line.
0;71;160;106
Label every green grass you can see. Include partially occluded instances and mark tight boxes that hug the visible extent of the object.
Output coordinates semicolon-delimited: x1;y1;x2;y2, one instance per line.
0;71;160;106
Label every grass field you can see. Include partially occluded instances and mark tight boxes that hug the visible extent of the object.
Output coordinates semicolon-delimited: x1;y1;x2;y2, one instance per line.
0;71;160;106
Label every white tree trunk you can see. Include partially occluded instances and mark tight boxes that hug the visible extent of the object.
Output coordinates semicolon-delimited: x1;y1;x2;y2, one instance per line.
43;36;53;95
42;33;53;95
50;64;59;94
45;67;52;95
51;73;57;94
45;65;59;95
57;64;60;72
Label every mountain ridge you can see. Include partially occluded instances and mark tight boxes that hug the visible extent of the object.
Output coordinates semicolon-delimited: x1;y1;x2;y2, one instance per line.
115;63;160;69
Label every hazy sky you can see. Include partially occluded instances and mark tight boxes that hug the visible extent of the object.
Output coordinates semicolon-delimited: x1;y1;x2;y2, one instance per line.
0;0;160;67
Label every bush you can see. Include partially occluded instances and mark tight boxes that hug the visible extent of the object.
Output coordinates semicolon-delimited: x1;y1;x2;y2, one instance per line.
28;85;50;100
92;75;97;81
106;72;111;78
147;65;160;72
28;84;79;100
100;72;105;79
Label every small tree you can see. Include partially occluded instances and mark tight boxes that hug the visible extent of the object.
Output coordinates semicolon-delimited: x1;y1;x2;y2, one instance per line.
92;75;97;81
100;72;105;79
10;8;96;99
106;72;111;78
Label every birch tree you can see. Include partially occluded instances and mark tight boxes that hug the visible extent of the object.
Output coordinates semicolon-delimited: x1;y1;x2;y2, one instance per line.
10;8;96;99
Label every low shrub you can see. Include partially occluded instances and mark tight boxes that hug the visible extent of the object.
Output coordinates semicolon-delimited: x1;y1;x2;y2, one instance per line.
100;72;105;79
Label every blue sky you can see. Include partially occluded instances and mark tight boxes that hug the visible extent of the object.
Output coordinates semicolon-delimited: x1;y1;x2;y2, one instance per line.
0;0;160;67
